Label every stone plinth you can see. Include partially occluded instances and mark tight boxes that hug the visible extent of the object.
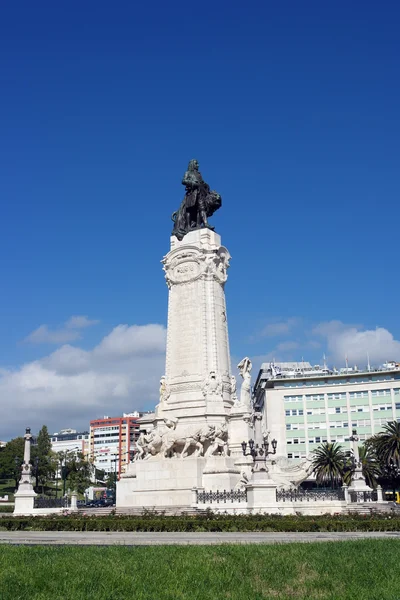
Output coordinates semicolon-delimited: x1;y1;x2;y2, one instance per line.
202;456;240;491
118;457;206;508
116;228;248;511
246;470;278;512
159;229;233;427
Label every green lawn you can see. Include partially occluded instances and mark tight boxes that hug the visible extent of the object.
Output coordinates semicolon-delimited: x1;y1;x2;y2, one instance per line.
0;540;399;600
0;479;15;502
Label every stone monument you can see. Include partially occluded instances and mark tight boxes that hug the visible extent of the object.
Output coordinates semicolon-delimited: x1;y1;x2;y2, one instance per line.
14;427;37;515
117;160;252;509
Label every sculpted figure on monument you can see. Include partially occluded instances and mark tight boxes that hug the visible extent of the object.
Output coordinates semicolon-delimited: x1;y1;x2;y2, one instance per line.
159;376;170;405
162;422;216;459
171;159;222;241
237;357;253;410
205;422;229;457
230;375;238;404
269;456;314;490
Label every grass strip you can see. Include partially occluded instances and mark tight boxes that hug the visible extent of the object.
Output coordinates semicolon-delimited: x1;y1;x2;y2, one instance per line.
0;539;399;600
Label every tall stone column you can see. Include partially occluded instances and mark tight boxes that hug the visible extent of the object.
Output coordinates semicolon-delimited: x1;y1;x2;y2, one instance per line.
14;427;37;515
159;228;233;426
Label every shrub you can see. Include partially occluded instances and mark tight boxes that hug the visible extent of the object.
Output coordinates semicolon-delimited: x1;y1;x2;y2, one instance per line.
1;512;400;532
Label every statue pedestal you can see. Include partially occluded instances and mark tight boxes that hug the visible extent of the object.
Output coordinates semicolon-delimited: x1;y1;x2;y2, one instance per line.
202;456;240;491
117;228;238;511
348;467;373;501
246;470;278;512
118;457;206;508
14;462;37;516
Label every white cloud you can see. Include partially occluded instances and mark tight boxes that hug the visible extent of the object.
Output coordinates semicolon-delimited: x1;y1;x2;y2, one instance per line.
24;315;99;345
94;324;166;358
65;315;100;329
261;318;299;338
313;321;400;366
1;323;166;439
24;325;81;345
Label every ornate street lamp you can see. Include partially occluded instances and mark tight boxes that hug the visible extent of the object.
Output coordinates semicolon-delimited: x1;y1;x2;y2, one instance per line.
242;437;277;472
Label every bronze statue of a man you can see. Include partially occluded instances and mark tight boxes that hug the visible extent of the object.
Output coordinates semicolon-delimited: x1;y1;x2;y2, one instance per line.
171;160;221;241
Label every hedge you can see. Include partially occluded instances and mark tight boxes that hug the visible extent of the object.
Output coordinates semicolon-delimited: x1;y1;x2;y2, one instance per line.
1;512;400;532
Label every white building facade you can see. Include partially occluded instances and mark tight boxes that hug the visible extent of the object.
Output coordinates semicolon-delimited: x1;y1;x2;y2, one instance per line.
51;429;90;456
254;363;400;460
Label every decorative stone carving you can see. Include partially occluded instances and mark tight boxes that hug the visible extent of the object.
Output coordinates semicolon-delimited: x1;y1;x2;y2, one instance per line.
162;243;231;290
269;456;314;490
159;376;170;404
234;471;249;490
135;418;220;460
205;423;229;457
162;421;215;458
237;357;252;410
202;371;223;399
230;375;238;404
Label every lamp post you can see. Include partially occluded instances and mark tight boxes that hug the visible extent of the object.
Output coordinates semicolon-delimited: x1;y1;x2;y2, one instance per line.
242;411;277;473
241;437;277;471
111;455;119;498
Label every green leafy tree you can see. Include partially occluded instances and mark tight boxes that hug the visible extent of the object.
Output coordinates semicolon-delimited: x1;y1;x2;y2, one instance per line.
67;452;92;495
373;421;400;466
312;442;347;488
368;422;400;496
343;444;382;489
32;425;53;494
105;472;117;490
0;437;25;487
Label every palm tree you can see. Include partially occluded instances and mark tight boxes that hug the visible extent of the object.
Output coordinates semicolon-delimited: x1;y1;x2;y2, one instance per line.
312;442;347;488
373;421;400;466
343;444;381;489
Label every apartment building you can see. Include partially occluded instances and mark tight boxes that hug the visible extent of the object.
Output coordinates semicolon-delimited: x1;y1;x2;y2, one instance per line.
89;412;142;476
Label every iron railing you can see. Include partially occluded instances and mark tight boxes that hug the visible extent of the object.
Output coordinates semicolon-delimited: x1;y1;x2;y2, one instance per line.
349;490;378;503
196;489;247;504
276;489;345;502
34;496;70;509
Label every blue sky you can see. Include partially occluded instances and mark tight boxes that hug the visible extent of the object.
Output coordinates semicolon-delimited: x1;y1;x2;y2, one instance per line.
1;1;399;438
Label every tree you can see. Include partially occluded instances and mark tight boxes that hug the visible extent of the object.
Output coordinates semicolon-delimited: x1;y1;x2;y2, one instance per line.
312;442;347;488
343;444;381;489
372;421;400;466
105;472;117;490
32;425;53;494
0;437;25;487
368;422;400;496
67;453;92;495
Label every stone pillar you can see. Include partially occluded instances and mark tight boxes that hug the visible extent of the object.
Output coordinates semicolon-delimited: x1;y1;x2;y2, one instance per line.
70;491;78;511
14;427;37;516
376;485;383;502
246;470;278;512
161;229;233;427
342;484;349;504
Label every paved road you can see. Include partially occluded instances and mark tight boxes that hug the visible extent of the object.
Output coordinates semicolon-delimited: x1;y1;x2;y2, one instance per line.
0;531;399;546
